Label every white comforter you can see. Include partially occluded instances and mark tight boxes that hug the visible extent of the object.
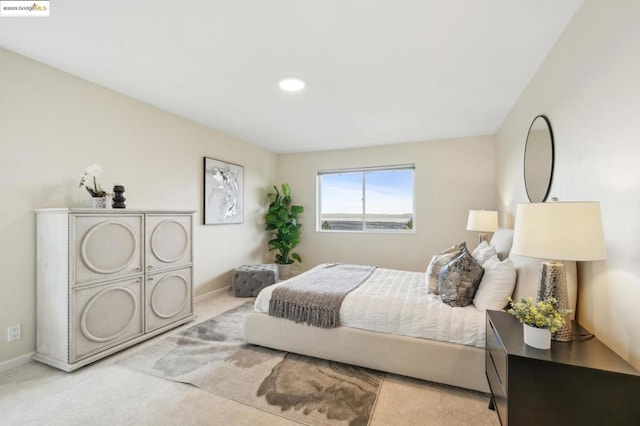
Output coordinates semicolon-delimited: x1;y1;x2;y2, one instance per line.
254;265;486;348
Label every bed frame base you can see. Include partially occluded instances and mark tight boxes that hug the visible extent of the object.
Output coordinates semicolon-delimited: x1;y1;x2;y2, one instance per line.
244;312;489;393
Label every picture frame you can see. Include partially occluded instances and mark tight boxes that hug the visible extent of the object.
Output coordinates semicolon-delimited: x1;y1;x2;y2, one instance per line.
203;157;244;225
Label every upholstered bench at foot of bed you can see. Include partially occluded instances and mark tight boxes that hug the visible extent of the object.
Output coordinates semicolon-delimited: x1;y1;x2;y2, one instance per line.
232;264;279;297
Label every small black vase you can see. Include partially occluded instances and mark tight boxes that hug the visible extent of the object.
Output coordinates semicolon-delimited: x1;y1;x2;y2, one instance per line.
112;185;126;209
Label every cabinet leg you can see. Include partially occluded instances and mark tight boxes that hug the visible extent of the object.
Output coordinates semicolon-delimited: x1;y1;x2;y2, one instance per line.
488;396;495;411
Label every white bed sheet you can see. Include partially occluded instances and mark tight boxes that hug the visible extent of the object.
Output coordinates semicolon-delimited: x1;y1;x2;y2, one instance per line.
254;265;486;348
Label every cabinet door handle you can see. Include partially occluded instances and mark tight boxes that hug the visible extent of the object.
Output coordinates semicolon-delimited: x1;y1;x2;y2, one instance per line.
134;267;142;272
147;277;154;281
147;265;154;269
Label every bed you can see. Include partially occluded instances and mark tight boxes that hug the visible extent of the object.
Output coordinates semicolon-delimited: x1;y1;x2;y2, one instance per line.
244;229;577;392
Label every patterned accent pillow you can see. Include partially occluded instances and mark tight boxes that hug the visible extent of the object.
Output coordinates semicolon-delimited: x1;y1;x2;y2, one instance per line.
438;249;485;307
471;241;498;266
426;243;466;295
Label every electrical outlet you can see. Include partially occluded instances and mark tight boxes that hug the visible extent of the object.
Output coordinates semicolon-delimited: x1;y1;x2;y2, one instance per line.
7;324;21;342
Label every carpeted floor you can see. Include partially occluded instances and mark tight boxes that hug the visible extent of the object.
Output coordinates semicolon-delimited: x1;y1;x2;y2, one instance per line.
0;292;500;426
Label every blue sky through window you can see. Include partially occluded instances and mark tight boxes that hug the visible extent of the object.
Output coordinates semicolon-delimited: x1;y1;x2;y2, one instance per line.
320;172;362;214
365;169;413;214
320;168;413;215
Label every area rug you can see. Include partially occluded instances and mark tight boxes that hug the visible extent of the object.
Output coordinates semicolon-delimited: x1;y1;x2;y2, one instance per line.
118;302;383;426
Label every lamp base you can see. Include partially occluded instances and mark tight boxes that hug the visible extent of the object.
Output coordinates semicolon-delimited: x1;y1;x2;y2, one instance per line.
477;232;488;246
537;261;572;342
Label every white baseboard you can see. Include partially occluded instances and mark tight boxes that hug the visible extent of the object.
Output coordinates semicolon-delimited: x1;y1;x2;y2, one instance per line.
0;352;35;374
194;285;230;303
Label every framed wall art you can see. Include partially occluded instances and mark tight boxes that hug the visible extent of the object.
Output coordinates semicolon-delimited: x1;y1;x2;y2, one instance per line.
203;157;244;225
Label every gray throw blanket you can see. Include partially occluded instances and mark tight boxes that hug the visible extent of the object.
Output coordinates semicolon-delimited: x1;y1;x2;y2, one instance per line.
268;264;377;328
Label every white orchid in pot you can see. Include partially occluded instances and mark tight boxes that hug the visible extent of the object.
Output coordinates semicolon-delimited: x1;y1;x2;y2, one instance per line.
79;164;111;208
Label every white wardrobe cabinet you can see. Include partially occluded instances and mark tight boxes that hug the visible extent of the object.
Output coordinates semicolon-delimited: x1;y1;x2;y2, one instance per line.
35;209;195;372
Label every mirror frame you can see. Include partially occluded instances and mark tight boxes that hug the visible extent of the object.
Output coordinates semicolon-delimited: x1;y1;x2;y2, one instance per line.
523;114;555;203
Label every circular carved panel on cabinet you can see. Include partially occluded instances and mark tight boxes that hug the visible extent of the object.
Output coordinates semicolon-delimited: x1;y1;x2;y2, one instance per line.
80;286;138;343
80;221;138;274
150;220;189;263
150;274;189;319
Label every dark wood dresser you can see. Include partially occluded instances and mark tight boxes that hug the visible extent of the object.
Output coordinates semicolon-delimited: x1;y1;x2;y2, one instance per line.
486;310;640;425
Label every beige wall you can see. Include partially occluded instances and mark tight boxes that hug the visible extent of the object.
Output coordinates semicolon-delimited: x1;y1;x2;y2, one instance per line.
0;49;277;364
277;137;496;274
496;0;640;368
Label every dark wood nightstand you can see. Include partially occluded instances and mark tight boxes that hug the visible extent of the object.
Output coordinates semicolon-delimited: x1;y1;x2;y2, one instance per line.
486;310;640;425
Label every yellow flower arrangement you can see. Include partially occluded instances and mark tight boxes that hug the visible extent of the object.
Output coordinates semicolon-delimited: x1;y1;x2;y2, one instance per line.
507;296;571;333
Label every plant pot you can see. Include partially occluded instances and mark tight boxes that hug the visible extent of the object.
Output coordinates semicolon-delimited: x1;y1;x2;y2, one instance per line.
277;263;292;280
90;196;107;209
523;324;551;350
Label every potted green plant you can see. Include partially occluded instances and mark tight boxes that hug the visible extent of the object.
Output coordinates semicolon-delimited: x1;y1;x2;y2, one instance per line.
507;296;570;349
265;183;304;279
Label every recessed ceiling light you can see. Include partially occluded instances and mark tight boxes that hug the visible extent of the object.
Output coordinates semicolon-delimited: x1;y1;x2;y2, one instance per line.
278;77;306;92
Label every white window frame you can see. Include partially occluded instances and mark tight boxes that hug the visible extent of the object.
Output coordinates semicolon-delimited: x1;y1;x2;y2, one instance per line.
317;164;416;233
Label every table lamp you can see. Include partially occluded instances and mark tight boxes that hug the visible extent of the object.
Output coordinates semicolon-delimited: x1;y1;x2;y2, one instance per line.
466;210;499;245
511;201;607;341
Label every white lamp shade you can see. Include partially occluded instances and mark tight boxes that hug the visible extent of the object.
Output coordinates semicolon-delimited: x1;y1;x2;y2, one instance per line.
466;210;499;232
511;202;607;261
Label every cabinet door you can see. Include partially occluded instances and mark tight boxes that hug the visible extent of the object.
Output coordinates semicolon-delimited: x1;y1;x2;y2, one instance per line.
145;214;192;272
71;277;144;362
72;214;144;286
145;266;193;333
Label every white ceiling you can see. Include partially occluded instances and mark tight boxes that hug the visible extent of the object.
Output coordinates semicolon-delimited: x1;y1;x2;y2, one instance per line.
0;1;583;153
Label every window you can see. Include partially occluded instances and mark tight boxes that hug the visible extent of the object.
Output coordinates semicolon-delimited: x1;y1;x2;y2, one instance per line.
317;165;415;232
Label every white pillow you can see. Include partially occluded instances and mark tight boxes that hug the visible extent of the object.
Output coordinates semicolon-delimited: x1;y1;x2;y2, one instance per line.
473;255;516;311
489;229;514;261
471;241;497;266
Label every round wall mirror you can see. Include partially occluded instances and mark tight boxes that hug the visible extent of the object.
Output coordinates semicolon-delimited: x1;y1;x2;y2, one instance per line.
524;115;554;202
